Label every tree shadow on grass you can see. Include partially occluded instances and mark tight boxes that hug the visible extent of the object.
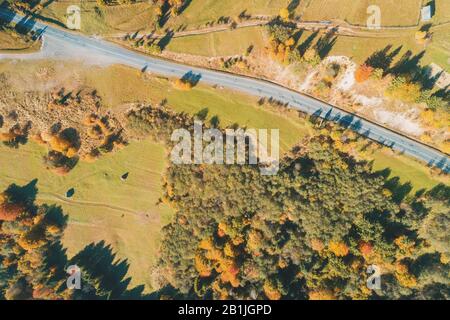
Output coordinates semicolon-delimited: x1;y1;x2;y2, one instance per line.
45;241;69;283
374;168;416;204
425;0;436;17
415;66;443;90
389;50;425;76
5;179;38;208
288;0;301;12
315;29;338;59
292;28;304;43
178;0;192;15
41;0;56;10
298;30;319;56
195;108;209;121
158;1;171;28
39;205;69;281
0;3;14;25
385;176;413;204
146;284;187;300
68;240;145;299
432;85;449;100
427;183;450;205
157;29;174;50
365;45;402;74
14;15;36;35
209;115;220;128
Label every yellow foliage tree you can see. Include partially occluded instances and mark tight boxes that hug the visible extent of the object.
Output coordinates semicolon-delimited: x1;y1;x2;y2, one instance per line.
194;254;212;277
212;280;229;300
49;135;72;153
284;37;295;47
18;235;45;251
279;8;290;21
46;225;61;236
309;289;336;300
303;47;320;65
199;238;214;250
394;236;415;258
386;80;421;103
420;109;435;126
263;281;281;300
415;31;428;44
394;262;417;288
174;78;194;90
329;241;349;257
247;229;263;254
224;242;236;257
154;6;162;17
310;238;325;252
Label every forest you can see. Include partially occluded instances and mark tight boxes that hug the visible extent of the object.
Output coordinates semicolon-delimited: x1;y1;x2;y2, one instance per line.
129;106;450;299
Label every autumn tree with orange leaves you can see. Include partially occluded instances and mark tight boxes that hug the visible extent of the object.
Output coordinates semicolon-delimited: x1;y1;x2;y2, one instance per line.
355;64;374;83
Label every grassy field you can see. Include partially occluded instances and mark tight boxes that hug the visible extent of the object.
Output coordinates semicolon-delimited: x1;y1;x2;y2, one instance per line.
34;1;449;70
166;26;266;56
39;1;157;34
369;148;449;192
168;0;289;29
433;0;450;24
299;0;422;26
0;139;173;292
37;0;431;33
163;22;450;71
310;26;450;70
38;0;289;34
0;28;40;53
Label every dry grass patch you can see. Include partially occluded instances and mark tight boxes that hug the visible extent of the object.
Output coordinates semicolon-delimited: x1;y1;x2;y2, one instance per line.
166;26;266;57
299;0;422;26
433;0;450;24
39;1;156;35
168;0;289;29
0;27;40;53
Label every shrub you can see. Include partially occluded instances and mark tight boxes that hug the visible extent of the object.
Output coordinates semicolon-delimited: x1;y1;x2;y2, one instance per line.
355;64;374;83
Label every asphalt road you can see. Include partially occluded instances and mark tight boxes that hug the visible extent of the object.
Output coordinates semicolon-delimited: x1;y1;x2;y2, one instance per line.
0;8;448;173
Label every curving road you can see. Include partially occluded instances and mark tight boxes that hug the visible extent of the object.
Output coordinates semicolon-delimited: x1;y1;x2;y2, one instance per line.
1;8;448;173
